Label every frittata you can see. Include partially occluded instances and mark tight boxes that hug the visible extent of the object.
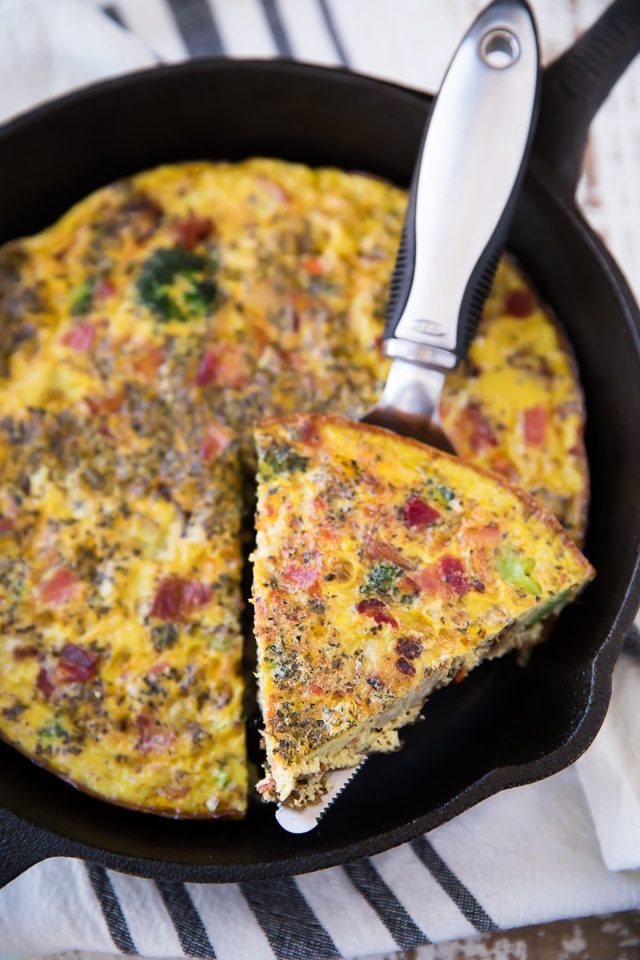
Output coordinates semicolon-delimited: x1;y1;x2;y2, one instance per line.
0;156;590;816
253;414;594;806
441;258;588;545
0;158;405;816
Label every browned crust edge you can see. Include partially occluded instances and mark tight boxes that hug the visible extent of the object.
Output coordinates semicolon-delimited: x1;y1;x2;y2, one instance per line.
0;727;246;820
500;253;591;547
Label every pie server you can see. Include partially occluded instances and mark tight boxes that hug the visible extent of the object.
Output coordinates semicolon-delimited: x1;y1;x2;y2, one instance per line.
276;0;540;834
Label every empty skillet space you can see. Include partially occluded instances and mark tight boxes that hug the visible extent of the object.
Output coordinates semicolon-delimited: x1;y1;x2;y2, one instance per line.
0;61;636;880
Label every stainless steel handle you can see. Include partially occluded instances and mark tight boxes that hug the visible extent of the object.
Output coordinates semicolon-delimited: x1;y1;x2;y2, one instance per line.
385;0;539;370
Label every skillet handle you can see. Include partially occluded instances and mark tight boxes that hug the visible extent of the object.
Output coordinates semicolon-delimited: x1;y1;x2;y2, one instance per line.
532;0;640;197
0;809;52;888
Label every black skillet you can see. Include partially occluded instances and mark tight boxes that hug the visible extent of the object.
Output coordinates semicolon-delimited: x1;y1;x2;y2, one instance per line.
0;0;639;886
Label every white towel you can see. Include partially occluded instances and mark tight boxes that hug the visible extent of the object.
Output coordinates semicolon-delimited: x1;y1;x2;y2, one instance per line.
0;1;639;957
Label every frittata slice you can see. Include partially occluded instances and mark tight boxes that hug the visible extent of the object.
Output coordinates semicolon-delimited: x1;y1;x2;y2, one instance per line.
253;414;594;807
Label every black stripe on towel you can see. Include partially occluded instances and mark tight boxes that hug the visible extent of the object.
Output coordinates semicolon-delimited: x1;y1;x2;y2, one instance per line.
157;881;216;958
85;863;137;955
166;0;225;57
241;876;339;960
259;0;294;58
102;3;126;29
412;836;497;933
317;0;350;66
344;859;429;950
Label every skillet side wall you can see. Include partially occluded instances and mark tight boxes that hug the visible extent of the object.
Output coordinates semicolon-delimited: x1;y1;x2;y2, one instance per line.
0;61;638;883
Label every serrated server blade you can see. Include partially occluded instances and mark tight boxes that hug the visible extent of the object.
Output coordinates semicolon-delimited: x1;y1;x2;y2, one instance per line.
275;763;365;834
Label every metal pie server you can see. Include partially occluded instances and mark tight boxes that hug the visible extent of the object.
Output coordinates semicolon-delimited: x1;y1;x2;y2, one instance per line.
276;0;540;835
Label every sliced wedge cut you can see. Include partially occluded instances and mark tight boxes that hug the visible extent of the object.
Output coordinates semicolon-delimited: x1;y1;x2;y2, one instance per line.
253;414;594;807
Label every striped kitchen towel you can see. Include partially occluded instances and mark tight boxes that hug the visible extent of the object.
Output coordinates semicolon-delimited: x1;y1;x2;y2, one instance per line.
0;1;639;958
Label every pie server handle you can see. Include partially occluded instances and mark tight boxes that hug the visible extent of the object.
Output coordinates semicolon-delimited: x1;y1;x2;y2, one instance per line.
384;0;540;372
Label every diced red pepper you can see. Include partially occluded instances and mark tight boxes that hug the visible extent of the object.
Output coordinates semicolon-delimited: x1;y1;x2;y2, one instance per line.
176;213;213;250
136;714;175;755
523;405;547;446
356;598;398;629
151;575;212;622
402;496;440;529
37;567;78;606
36;667;55;699
194;349;220;387
308;682;325;695
0;517;14;534
439;556;471;596
416;555;479;598
505;288;536;317
454;666;469;683
56;644;99;683
62;323;95;352
200;421;232;462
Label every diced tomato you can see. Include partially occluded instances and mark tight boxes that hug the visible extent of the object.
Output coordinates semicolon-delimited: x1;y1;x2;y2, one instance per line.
456;402;498;453
37;567;78;606
62;323;95;352
301;255;326;276
136;714;175;755
176;213;213;250
0;517;14;534
200;421;233;462
151;575;212;622
523;405;547;446
356;597;398;629
505;288;536;317
402;496;440;529
308;682;325;695
36;667;55;699
283;564;320;588
55;644;99;684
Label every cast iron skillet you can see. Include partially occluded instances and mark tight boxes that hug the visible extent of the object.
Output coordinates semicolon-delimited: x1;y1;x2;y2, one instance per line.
0;0;639;886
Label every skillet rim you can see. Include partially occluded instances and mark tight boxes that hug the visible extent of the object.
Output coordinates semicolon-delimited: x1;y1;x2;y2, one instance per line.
0;57;638;884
